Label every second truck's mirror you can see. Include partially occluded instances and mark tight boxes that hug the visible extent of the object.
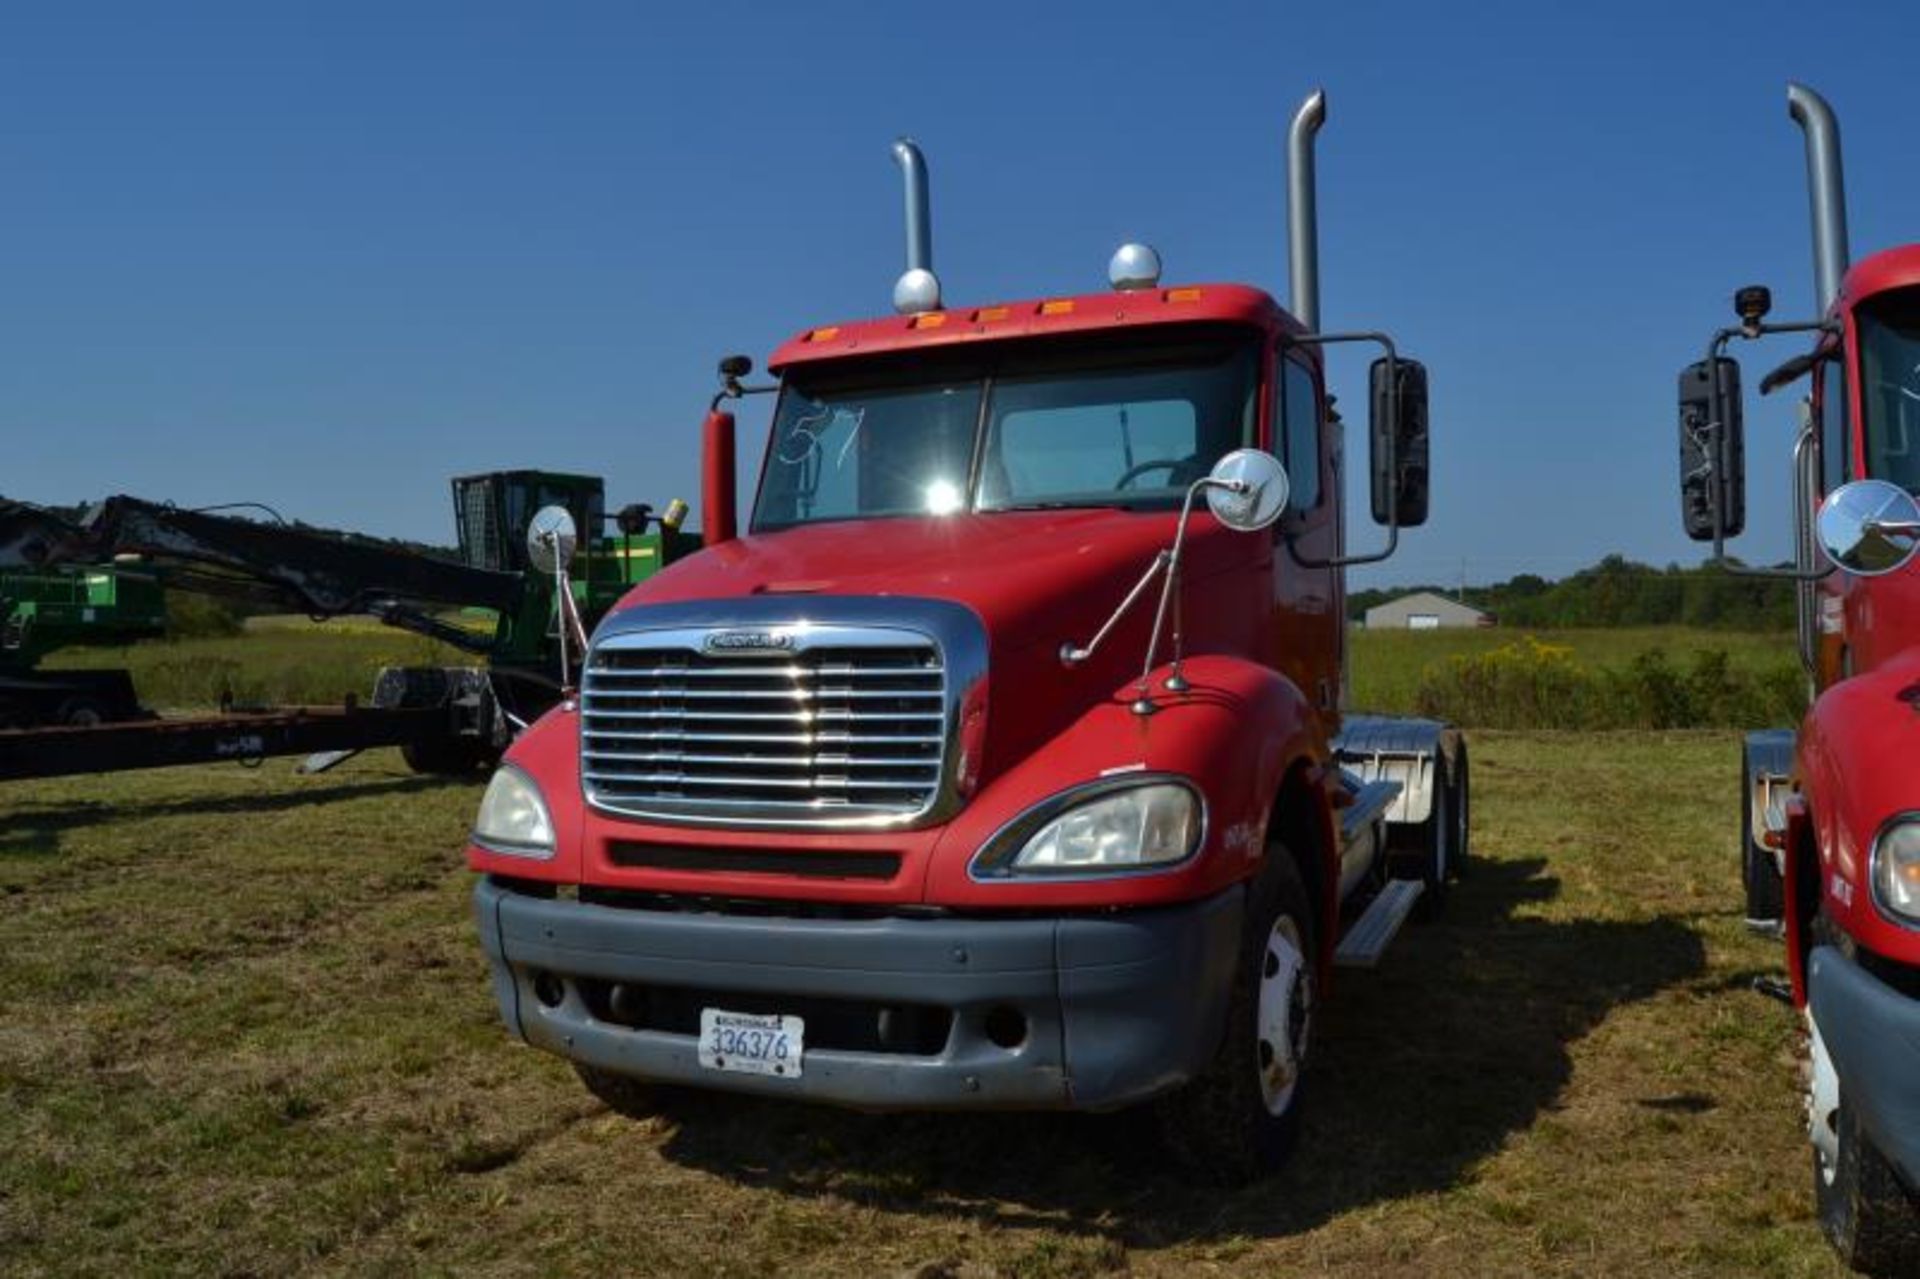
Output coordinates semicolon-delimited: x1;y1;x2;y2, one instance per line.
1816;479;1920;576
1368;357;1429;527
1679;357;1745;541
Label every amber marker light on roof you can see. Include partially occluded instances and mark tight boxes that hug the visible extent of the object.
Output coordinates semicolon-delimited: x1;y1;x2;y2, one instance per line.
910;312;948;329
1165;288;1204;303
1039;299;1076;316
974;306;1010;322
808;326;840;342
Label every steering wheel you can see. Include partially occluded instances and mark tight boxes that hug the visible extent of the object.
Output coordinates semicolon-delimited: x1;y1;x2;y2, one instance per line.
1115;458;1187;490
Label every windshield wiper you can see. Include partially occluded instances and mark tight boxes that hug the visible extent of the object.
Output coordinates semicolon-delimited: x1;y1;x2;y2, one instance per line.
992;499;1136;512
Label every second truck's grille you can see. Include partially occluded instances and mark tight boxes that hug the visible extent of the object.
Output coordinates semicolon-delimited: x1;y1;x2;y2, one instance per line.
580;628;948;825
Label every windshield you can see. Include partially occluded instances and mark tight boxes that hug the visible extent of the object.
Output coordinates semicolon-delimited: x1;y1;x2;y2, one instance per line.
1858;286;1920;494
751;333;1261;531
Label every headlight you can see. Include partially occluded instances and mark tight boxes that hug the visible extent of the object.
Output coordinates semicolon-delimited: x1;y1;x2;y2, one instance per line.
1872;817;1920;921
472;764;556;858
974;779;1201;877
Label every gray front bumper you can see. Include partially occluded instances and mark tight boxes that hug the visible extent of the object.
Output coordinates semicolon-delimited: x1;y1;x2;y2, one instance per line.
1810;943;1920;1187
473;877;1242;1111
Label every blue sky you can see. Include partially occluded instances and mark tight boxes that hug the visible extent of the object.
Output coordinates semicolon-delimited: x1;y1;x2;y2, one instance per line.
2;1;1916;590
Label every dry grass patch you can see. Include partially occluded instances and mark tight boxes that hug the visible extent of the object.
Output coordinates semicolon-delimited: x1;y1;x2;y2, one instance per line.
0;734;1851;1277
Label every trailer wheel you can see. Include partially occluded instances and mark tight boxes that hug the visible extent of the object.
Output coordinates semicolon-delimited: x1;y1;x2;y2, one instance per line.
1155;843;1316;1184
56;697;109;727
401;737;490;776
1741;754;1785;925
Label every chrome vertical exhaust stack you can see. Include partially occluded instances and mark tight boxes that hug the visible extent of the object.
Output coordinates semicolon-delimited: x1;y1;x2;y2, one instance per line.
1787;83;1850;316
891;138;942;313
1287;88;1327;333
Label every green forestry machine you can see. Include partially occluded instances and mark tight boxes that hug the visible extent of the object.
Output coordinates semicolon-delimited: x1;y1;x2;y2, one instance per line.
0;566;167;726
0;470;697;780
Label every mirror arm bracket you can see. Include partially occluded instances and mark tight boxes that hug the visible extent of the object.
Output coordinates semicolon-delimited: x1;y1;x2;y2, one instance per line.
1705;318;1844;581
1057;474;1254;717
711;382;779;413
1283;330;1401;569
1059;549;1172;669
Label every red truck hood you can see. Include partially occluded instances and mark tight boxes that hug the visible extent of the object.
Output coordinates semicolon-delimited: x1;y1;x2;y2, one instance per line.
611;508;1253;659
601;509;1265;783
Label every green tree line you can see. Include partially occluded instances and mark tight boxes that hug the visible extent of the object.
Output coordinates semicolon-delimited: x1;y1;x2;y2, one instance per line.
1350;555;1795;630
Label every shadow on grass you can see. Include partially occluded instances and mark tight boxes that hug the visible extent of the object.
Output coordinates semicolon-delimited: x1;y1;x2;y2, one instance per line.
0;773;474;857
647;854;1705;1244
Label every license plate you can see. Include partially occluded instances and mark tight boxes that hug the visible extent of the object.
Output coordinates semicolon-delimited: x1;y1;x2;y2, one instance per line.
697;1008;804;1078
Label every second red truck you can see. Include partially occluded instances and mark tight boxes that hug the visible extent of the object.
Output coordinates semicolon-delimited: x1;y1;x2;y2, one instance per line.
1680;82;1920;1276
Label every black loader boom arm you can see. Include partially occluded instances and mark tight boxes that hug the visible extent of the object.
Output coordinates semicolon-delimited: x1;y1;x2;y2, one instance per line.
0;495;524;655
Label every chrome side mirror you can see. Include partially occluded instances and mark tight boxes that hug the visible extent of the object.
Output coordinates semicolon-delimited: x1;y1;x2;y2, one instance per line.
1205;448;1289;532
1817;480;1920;576
526;505;578;573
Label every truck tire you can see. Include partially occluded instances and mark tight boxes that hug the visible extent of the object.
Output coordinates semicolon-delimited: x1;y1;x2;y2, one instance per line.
1741;755;1785;925
574;1064;714;1123
1410;760;1453;921
1806;914;1920;1275
1155;842;1316;1184
1815;1093;1920;1276
574;1064;659;1119
1448;742;1471;881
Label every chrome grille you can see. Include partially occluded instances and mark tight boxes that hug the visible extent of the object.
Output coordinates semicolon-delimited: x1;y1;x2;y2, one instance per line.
580;625;948;825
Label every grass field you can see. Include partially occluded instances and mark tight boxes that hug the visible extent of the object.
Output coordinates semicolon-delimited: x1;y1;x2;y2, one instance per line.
44;621;473;711
0;729;1846;1277
1347;626;1796;716
42;621;1798;723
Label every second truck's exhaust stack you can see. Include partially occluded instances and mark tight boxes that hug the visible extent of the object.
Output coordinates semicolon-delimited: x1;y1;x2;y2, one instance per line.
1786;82;1850;316
1287;89;1327;333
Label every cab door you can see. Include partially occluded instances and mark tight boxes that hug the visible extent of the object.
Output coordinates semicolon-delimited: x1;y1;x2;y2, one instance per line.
1813;346;1851;688
1270;347;1341;732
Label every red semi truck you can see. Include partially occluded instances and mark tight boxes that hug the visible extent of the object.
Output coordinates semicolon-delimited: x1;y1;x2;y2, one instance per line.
465;92;1468;1181
1681;84;1920;1273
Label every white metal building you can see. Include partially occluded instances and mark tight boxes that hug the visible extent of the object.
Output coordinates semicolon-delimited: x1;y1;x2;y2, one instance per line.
1362;591;1494;630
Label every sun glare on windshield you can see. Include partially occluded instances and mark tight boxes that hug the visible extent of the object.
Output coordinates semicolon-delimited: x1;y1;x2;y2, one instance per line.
924;478;963;515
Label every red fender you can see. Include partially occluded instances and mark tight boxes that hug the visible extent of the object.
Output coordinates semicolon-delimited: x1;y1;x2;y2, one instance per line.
922;653;1324;909
1794;648;1920;973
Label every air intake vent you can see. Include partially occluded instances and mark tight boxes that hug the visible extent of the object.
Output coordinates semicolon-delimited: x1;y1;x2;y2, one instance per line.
606;842;902;880
580;624;948;826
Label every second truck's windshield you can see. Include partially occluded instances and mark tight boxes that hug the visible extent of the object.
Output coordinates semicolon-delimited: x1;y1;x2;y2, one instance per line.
752;334;1260;530
1858;286;1920;494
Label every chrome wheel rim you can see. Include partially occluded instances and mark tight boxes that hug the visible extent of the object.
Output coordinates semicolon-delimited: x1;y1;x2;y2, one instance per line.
1255;914;1311;1116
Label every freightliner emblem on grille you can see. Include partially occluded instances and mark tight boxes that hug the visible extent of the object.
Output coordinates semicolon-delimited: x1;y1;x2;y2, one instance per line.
702;628;796;656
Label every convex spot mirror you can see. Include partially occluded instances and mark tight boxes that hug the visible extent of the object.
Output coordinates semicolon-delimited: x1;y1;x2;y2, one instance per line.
1679;357;1745;541
527;505;578;573
1816;479;1920;577
1369;357;1430;528
1205;448;1289;532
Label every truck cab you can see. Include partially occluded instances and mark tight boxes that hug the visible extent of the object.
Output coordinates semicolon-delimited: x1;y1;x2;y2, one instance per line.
1676;84;1920;1275
466;93;1467;1182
